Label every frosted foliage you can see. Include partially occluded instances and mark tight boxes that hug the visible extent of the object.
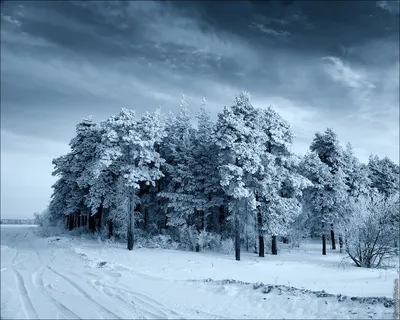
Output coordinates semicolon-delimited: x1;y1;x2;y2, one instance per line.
301;128;349;232
368;154;400;197
342;192;400;268
45;91;397;263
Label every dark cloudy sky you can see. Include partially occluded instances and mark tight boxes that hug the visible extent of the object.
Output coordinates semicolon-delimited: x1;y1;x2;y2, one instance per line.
1;0;399;218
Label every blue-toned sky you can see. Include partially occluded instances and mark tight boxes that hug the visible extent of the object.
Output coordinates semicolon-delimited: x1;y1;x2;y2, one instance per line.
1;0;399;218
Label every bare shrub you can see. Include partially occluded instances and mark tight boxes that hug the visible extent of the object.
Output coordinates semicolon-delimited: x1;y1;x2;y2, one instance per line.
342;192;399;268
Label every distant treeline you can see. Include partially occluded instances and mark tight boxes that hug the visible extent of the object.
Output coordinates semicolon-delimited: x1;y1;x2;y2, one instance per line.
0;218;37;225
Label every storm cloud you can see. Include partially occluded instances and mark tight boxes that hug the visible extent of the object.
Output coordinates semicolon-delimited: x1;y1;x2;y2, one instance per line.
1;0;398;218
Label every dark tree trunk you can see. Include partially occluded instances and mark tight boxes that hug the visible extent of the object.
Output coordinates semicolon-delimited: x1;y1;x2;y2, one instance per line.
127;187;134;251
330;223;336;250
97;204;103;233
77;213;81;228
74;213;77;228
235;213;240;261
66;215;69;229
69;214;74;231
259;235;265;257
89;214;95;233
271;235;278;255
256;193;264;257
339;235;343;253
219;205;225;234
322;222;326;255
107;221;113;238
201;210;205;230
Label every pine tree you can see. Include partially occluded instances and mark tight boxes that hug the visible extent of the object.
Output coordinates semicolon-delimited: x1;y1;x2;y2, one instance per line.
255;107;310;255
214;92;265;260
99;108;165;250
301;128;348;255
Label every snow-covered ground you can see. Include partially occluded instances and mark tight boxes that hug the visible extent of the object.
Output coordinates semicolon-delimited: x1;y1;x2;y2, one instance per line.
1;225;399;319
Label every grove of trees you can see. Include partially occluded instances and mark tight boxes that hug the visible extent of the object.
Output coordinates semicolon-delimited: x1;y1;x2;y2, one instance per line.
44;92;400;267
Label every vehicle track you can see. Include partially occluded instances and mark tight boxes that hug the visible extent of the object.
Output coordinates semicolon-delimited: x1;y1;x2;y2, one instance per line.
91;280;181;319
91;282;160;319
31;250;81;319
92;279;226;319
47;265;122;319
10;235;38;319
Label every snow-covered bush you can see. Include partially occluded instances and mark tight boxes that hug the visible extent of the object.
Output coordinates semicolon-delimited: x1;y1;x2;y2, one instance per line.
198;230;222;251
177;225;199;251
220;238;234;255
150;234;179;249
342;193;399;268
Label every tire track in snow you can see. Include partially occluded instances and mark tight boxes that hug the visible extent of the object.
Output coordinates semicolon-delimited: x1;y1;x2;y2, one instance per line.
47;266;121;319
31;250;81;320
10;241;38;319
93;282;160;319
93;280;225;319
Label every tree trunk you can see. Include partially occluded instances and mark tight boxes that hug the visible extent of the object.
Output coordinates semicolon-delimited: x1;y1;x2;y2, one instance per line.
259;235;265;257
89;214;95;233
339;235;343;253
68;214;73;230
235;212;240;261
256;194;264;257
66;215;69;229
74;213;77;228
127;187;134;251
97;204;103;233
77;213;81;228
330;223;336;250
107;221;113;238
322;222;326;255
271;235;278;255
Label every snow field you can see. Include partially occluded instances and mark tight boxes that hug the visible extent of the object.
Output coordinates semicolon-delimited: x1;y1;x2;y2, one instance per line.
1;225;398;319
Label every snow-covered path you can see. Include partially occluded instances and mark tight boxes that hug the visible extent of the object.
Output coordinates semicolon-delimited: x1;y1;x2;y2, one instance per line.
1;225;397;319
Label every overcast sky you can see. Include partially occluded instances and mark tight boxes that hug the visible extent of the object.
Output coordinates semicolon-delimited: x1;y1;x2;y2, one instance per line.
1;0;399;219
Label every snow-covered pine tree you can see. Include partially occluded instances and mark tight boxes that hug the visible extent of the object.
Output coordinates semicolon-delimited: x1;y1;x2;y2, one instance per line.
367;154;400;249
342;143;371;200
98;108;165;250
301;128;348;255
190;98;224;238
214;92;265;261
255;107;310;255
158;96;199;241
368;154;400;198
68;117;101;231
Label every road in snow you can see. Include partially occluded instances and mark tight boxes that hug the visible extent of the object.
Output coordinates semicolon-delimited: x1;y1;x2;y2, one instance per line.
1;225;397;319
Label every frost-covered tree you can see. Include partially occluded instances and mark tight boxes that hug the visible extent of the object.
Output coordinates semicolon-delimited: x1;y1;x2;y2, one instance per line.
368;155;399;198
98;108;165;250
300;152;347;255
214;92;265;260
342;143;371;199
158;97;197;230
307;128;347;253
342;192;399;268
254;107;310;256
68;117;102;231
192;98;224;231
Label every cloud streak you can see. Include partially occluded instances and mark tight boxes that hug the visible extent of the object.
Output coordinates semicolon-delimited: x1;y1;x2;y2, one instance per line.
0;1;398;218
